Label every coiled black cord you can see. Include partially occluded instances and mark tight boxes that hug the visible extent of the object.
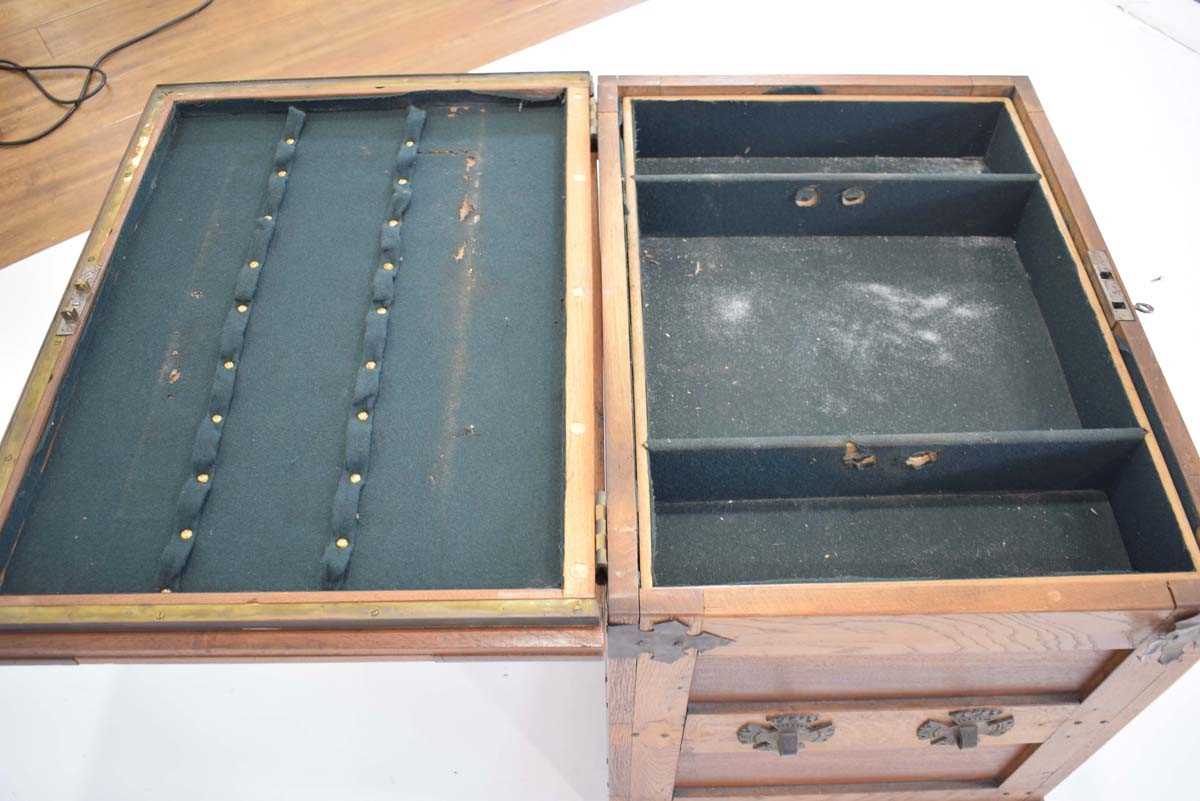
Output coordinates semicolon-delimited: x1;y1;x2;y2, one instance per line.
0;0;214;146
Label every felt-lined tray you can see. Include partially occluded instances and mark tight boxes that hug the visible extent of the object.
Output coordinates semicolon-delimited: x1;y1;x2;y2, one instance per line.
624;97;1195;586
0;77;597;609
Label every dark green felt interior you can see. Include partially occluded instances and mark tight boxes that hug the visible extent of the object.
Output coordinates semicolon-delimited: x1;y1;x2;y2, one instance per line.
1;92;567;595
631;99;1194;586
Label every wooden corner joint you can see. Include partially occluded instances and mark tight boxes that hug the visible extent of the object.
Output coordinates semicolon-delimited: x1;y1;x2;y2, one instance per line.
1139;612;1200;665
606;619;732;663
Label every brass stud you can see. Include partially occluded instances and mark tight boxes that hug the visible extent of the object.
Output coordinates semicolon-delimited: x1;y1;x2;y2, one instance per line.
236;303;249;313
335;537;350;549
356;410;369;422
382;262;395;271
179;528;194;541
277;169;287;177
349;472;362;484
211;414;223;424
365;360;377;370
224;360;235;370
376;306;388;315
248;260;260;269
387;219;399;227
285;137;296;145
397;177;408;185
196;473;210;484
405;139;415;148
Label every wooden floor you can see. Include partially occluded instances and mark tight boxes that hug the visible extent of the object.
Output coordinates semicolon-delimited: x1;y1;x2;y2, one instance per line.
0;0;640;270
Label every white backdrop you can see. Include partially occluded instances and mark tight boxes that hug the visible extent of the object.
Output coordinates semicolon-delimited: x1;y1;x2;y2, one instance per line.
2;1;1198;798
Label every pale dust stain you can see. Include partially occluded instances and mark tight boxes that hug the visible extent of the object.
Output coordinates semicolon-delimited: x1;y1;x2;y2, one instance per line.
430;126;484;494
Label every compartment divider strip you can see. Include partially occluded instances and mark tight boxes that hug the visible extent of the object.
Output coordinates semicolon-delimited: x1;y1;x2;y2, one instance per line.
648;428;1147;502
320;105;427;590
156;106;306;592
634;172;1041;237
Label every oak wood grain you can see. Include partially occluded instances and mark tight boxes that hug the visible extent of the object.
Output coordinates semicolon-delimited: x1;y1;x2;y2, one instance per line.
630;650;695;801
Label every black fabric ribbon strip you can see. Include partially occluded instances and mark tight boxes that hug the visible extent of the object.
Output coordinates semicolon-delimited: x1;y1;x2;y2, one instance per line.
156;106;307;592
321;105;427;589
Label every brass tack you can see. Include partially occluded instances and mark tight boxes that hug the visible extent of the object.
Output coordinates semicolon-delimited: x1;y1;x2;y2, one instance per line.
365;360;377;370
376;306;388;315
357;410;369;422
179;529;194;541
236;303;249;313
224;360;235;370
196;473;210;484
382;262;395;271
397;177;408;185
335;537;350;549
388;219;399;227
285;137;296;145
248;259;260;269
277;169;287;177
405;139;415;147
211;414;223;424
349;473;362;484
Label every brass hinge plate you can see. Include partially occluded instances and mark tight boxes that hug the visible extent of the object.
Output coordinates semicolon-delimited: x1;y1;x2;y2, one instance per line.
589;94;598;150
594;490;608;571
56;266;101;336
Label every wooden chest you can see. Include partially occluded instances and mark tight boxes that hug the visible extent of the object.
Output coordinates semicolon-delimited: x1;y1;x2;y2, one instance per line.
595;76;1200;801
2;73;1198;800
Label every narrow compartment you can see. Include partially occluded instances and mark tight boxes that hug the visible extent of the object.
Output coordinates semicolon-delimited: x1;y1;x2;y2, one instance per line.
628;98;1194;586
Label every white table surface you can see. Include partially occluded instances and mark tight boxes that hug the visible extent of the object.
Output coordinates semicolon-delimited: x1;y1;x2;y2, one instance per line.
1;0;1198;798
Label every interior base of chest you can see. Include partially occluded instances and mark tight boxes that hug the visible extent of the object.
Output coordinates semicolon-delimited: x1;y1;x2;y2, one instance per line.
630;97;1194;587
1;93;568;595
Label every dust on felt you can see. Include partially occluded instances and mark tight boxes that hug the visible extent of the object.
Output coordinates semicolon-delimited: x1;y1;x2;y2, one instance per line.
642;236;1001;431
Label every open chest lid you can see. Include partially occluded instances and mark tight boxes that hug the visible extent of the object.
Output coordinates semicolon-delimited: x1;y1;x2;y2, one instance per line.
0;73;600;654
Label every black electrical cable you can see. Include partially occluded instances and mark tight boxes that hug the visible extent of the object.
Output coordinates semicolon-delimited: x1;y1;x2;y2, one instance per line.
0;0;214;147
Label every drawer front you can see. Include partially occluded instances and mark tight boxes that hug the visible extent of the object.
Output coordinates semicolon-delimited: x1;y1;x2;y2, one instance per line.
690;650;1121;702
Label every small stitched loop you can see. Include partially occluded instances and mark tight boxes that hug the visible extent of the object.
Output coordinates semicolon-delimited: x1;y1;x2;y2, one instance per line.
321;105;426;589
155;106;306;591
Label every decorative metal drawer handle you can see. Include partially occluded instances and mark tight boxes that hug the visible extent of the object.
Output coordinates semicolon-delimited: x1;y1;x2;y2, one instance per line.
737;713;834;756
917;707;1014;749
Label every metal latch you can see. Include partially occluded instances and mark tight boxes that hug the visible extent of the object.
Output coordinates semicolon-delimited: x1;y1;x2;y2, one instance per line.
594;490;608;572
737;714;835;756
917;708;1014;749
1087;250;1135;322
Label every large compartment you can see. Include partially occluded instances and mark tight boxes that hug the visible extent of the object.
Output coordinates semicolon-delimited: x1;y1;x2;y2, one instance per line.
0;91;572;595
627;98;1195;586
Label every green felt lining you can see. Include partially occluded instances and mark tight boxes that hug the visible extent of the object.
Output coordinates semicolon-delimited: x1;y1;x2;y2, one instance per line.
633;98;1194;585
1;92;568;595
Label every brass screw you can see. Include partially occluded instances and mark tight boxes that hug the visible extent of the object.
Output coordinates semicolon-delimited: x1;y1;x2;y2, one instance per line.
285;137;296;145
211;414;223;424
179;529;194;541
196;473;210;484
376;306;388;315
356;410;369;422
236;303;249;314
277;169;287;177
405;140;415;148
387;219;399;227
397;177;408;185
349;473;362;484
382;262;395;271
224;360;235;370
248;260;260;269
365;360;377;370
263;214;273;221
335;537;350;549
